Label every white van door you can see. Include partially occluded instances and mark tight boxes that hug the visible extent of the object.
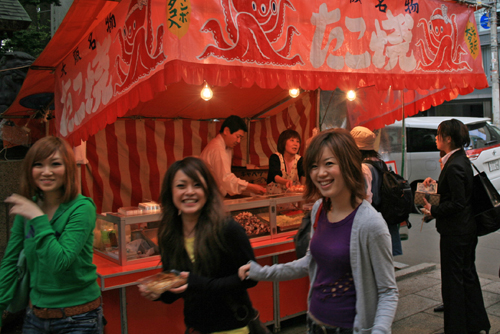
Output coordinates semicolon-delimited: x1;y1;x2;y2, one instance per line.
467;123;500;192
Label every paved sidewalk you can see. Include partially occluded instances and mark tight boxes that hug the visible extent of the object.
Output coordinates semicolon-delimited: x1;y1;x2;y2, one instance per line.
2;264;499;333
278;263;500;334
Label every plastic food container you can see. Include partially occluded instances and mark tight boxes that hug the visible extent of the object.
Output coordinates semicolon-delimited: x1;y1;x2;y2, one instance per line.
139;202;161;212
137;270;186;294
118;206;143;215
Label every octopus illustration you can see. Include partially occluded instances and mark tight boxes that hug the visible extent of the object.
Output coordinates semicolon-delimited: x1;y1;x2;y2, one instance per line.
115;0;166;94
416;5;471;72
198;0;303;66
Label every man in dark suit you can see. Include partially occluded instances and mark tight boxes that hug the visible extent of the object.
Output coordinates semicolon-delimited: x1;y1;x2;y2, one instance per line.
423;119;490;334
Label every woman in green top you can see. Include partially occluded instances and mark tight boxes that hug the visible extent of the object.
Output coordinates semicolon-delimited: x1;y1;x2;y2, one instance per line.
0;136;102;334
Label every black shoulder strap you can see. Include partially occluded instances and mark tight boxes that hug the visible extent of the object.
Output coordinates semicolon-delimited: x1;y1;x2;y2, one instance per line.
364;159;387;174
470;161;481;174
313;202;323;230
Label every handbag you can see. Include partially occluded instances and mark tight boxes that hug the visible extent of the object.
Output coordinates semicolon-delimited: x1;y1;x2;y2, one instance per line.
247;308;271;334
470;163;500;236
414;191;440;207
6;249;30;313
226;295;271;334
414;182;440;207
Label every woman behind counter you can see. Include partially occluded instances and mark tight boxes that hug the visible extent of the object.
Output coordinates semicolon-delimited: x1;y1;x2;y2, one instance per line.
240;129;398;334
139;157;259;333
267;129;305;190
423;119;490;334
0;136;102;334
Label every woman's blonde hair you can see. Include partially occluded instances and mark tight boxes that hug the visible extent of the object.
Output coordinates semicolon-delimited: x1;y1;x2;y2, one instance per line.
20;136;78;203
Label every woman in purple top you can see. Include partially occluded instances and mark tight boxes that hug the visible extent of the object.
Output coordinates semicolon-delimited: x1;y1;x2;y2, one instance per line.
239;129;398;334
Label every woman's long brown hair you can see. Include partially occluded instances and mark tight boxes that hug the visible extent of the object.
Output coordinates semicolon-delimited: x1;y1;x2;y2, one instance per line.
303;128;365;211
157;157;227;276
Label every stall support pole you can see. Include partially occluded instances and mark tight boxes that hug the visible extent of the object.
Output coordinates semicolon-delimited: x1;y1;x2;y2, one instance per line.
401;92;405;179
316;89;321;130
246;119;251;166
120;287;128;334
491;1;500;127
272;255;281;333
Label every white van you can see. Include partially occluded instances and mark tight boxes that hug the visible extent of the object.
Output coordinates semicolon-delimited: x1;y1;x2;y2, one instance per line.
379;117;500;211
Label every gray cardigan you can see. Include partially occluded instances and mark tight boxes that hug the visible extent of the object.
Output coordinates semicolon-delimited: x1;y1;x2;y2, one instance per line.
249;199;398;333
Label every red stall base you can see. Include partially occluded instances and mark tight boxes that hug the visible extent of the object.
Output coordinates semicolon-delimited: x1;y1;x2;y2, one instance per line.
95;235;309;334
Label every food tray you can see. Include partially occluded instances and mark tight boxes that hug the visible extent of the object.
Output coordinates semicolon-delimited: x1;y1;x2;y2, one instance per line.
276;213;304;232
247;231;271;238
137;271;186;294
286;185;305;193
277;224;302;232
257;213;270;223
233;211;271;236
246;194;285;201
258;212;303;231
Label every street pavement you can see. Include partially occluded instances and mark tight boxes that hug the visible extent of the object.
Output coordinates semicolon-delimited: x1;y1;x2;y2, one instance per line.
3;214;499;334
396;214;500;278
277;263;500;334
4;264;498;333
277;212;500;334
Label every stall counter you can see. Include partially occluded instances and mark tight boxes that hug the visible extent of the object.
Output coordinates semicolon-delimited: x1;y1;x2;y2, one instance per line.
95;233;309;334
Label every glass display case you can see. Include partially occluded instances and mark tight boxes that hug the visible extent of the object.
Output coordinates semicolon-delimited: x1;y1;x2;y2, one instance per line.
93;193;307;265
94;211;162;265
225;193;306;241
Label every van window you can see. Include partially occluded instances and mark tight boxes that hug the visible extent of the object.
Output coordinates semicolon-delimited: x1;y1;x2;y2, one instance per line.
467;122;500;150
379;127;403;155
486;123;500;144
407;128;437;152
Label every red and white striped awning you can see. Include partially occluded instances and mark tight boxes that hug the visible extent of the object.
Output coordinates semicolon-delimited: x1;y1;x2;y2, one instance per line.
83;92;316;213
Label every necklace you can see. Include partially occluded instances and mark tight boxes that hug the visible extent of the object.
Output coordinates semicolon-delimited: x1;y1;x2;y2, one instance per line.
183;225;196;238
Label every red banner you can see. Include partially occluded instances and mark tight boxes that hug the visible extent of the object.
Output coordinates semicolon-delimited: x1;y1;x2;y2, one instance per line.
52;0;487;144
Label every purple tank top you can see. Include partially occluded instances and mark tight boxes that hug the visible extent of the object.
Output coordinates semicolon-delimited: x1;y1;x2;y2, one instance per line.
309;206;358;328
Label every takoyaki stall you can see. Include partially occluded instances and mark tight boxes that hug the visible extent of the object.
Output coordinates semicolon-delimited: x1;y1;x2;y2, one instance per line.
2;0;488;333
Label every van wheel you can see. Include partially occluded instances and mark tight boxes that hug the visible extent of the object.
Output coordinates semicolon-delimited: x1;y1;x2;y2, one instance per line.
411;181;424;214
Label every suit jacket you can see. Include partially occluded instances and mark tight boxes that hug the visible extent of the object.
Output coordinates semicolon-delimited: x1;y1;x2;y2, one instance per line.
430;149;476;236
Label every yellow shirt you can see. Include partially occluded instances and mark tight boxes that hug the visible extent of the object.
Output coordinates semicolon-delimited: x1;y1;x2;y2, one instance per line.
184;236;195;263
184;236;249;334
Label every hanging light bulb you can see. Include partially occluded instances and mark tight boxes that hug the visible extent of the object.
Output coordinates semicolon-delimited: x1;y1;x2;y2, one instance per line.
289;88;300;98
346;90;356;101
201;83;213;101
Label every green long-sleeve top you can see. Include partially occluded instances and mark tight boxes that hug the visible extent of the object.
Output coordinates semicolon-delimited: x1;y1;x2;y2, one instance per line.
0;194;101;326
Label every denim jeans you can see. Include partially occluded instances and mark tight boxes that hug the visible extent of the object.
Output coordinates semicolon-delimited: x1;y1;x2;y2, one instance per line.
23;306;104;334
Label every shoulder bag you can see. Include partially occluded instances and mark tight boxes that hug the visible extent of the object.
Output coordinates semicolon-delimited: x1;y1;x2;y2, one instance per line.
226;296;271;334
470;163;500;236
293;203;323;259
247;308;271;334
6;218;30;314
6;248;29;313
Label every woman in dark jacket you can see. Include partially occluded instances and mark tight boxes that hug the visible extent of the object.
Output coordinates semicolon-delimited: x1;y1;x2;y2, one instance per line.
139;157;258;333
423;119;490;334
